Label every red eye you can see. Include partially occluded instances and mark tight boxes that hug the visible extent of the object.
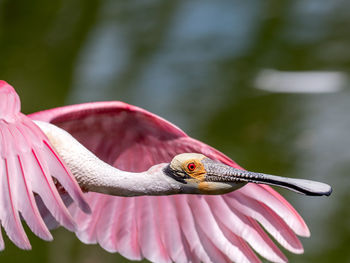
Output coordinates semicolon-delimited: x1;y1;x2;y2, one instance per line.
187;162;196;171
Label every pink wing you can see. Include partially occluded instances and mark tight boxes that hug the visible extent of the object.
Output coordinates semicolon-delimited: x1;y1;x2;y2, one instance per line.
0;81;90;250
31;102;310;263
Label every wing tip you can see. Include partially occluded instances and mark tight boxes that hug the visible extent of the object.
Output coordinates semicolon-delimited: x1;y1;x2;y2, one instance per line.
0;81;21;119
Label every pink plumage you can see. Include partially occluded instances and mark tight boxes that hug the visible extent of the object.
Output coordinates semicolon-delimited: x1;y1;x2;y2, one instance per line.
30;101;310;263
0;81;89;250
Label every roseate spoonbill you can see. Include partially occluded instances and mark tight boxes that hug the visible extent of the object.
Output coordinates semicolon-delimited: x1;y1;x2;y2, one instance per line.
0;81;331;263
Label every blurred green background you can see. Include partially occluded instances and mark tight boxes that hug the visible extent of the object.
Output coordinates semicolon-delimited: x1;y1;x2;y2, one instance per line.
0;0;349;262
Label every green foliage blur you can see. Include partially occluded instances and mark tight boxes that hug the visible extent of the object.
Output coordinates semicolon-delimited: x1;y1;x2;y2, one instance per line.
0;0;349;262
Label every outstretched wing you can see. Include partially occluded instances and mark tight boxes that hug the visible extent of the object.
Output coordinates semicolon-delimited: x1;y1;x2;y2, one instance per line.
31;102;310;263
0;81;89;250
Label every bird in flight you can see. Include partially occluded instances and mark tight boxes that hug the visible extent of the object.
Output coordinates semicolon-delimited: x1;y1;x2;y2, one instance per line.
0;81;331;263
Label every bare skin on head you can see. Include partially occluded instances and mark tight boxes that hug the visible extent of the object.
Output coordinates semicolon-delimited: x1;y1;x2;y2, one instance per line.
170;153;207;181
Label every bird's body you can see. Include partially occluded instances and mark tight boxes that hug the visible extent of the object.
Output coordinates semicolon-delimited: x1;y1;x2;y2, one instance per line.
0;81;331;263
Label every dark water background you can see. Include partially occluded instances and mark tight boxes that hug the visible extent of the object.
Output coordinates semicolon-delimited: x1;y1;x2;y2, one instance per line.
1;0;349;262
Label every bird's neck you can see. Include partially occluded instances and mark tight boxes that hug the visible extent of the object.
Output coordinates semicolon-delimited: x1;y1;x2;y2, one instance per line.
34;121;182;197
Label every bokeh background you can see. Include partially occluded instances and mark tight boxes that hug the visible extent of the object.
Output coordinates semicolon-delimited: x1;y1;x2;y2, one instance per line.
0;0;349;262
